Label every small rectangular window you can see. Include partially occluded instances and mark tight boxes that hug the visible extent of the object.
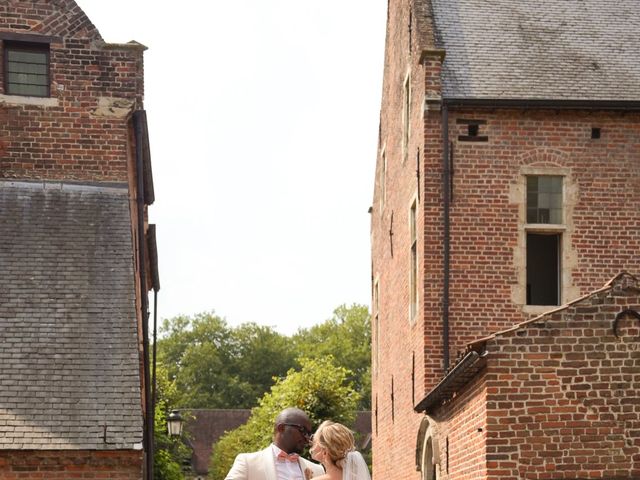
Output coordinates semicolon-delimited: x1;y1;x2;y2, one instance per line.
379;150;387;212
409;201;417;320
373;280;380;375
402;74;411;163
527;176;562;224
527;233;561;305
4;42;50;97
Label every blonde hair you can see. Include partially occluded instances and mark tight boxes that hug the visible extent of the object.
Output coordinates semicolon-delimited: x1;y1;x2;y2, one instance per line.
313;421;355;469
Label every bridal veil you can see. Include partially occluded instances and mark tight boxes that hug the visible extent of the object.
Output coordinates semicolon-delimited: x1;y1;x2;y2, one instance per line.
343;451;371;480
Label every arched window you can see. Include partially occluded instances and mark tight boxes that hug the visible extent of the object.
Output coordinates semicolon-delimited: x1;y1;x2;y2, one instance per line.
415;416;440;480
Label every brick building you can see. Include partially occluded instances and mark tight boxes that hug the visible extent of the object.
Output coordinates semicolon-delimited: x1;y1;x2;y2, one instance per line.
0;2;157;479
371;1;640;479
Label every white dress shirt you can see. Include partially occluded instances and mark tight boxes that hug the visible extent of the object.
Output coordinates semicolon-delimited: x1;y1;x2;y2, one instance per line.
271;444;304;480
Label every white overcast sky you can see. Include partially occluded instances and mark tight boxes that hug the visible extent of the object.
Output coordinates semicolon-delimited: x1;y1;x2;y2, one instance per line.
75;1;386;335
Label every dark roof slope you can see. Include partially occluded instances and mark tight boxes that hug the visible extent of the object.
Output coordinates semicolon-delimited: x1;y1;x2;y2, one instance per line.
430;0;640;100
0;181;142;450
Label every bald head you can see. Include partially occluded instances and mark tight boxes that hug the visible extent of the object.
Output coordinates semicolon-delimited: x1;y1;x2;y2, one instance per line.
273;408;312;454
274;408;308;429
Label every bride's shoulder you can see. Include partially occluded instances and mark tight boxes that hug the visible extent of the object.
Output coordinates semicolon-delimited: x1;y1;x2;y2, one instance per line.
311;474;331;480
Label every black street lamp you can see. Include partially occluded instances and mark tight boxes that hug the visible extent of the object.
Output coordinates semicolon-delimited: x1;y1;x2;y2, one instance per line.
167;409;183;437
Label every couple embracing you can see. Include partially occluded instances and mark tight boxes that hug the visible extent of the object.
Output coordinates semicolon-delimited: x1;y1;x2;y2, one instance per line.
225;407;371;480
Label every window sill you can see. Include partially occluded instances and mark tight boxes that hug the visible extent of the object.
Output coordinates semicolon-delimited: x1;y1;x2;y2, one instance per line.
0;94;58;107
522;304;562;316
525;223;566;232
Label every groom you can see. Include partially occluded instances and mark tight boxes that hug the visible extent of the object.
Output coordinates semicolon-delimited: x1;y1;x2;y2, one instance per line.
224;407;325;480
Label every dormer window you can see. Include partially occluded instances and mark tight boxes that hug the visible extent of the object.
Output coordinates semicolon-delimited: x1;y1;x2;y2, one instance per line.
4;41;50;97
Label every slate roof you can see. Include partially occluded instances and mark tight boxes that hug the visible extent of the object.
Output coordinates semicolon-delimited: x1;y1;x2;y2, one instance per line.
0;180;143;450
430;0;640;100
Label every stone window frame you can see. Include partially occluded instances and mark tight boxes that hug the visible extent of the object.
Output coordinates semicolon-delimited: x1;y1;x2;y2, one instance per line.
0;32;58;107
3;41;50;97
511;164;579;314
416;416;440;480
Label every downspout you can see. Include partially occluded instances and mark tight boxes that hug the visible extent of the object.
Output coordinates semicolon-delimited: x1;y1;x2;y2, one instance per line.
134;111;153;480
442;104;450;371
151;288;158;455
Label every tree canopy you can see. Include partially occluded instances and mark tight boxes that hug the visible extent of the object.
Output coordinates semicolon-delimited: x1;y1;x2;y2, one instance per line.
155;305;371;410
292;304;371;409
208;357;360;480
156;313;296;409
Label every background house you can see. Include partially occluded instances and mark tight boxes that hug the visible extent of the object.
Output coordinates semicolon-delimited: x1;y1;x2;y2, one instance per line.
371;0;640;479
0;1;157;479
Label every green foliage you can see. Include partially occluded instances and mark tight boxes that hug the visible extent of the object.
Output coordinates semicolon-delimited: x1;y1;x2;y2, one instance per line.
293;304;371;408
208;357;360;480
153;365;189;480
157;312;296;409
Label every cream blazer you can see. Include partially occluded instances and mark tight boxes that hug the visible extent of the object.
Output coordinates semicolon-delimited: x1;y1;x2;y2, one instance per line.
225;446;325;480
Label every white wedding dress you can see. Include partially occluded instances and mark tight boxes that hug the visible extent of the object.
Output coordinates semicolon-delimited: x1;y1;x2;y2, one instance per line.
343;451;371;480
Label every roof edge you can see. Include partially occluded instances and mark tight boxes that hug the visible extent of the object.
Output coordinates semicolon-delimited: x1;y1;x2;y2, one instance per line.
416;272;639;414
443;98;640;111
414;350;487;414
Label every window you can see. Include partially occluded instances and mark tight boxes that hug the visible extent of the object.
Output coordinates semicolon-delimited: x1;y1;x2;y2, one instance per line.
379;149;387;212
4;42;50;97
526;175;563;305
373;280;380;375
410;200;417;320
402;73;411;163
527;176;562;224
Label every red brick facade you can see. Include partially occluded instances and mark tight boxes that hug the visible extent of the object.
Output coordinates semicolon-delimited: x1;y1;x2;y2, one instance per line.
0;451;143;479
371;1;640;479
0;2;148;479
425;276;640;480
0;0;144;182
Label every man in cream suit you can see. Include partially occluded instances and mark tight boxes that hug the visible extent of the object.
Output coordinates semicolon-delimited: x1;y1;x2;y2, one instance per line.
225;408;325;480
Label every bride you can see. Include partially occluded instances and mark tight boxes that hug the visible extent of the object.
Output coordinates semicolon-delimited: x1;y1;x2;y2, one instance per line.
307;420;371;480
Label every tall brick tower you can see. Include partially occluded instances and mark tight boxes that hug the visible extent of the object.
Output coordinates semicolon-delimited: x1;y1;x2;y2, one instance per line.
0;2;158;479
371;1;640;479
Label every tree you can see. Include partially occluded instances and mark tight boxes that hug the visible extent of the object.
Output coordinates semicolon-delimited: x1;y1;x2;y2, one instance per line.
208;357;360;480
156;313;296;409
292;304;371;409
153;363;188;480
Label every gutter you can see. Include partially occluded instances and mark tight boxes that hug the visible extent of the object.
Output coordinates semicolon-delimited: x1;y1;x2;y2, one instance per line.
414;349;487;414
443;98;640;111
442;105;450;371
133;110;153;480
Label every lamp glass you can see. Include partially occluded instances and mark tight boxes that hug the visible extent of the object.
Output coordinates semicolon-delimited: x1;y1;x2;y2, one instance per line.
167;410;183;437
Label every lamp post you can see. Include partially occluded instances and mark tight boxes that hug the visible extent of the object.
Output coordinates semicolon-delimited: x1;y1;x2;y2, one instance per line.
167;409;183;437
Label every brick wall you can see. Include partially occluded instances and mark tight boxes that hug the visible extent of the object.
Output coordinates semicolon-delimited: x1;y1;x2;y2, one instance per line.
440;109;640;363
0;0;144;182
372;2;640;479
371;0;432;478
431;372;488;480
0;450;143;480
485;278;640;479
0;3;148;479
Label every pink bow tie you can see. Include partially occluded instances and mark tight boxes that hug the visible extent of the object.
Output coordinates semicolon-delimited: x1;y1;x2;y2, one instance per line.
277;451;300;463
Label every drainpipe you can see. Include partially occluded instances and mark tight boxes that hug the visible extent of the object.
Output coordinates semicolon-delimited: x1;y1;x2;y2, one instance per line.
442;104;450;372
134;111;153;480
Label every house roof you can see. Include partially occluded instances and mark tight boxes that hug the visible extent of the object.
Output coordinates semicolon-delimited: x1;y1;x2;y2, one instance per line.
415;272;639;414
0;181;143;450
186;409;252;475
430;0;640;101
